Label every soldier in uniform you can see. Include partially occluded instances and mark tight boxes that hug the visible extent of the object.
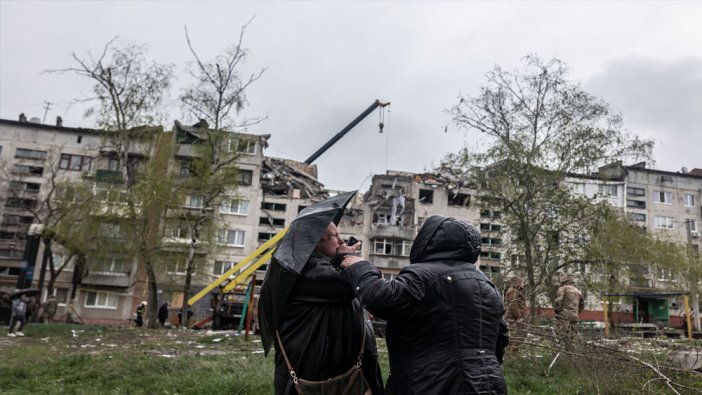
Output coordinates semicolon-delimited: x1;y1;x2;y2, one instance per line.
554;274;584;335
42;295;58;323
504;276;528;352
505;276;528;323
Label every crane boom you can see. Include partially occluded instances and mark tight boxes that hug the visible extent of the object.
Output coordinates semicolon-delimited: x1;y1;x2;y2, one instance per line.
304;99;390;164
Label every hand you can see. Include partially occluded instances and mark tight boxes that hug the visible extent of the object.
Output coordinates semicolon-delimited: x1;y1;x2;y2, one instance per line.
340;255;364;268
336;241;361;256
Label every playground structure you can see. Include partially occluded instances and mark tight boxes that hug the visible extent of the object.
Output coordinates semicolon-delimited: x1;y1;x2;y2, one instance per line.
188;228;288;335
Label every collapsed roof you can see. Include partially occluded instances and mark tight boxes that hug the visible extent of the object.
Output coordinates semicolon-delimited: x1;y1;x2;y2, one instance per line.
261;157;328;201
411;164;476;190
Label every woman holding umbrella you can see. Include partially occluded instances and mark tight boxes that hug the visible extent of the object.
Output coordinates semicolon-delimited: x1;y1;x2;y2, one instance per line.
259;191;383;395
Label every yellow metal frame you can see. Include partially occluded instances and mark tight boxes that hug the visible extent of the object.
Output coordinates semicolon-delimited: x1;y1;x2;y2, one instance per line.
683;295;693;340
187;227;288;307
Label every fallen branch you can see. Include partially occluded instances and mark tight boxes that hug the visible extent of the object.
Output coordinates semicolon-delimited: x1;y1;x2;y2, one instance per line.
627;354;680;394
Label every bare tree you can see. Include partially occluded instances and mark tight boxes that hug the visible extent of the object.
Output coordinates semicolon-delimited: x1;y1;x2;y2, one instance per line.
449;55;653;315
49;40;176;327
181;19;266;131
47;38;174;180
175;20;265;327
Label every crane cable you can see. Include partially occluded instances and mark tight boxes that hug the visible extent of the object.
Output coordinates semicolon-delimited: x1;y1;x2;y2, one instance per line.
379;105;390;171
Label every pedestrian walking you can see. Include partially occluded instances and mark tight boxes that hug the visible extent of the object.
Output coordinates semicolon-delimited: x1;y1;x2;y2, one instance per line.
8;292;29;337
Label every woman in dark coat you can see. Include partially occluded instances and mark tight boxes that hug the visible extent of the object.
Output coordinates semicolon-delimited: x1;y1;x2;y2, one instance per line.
271;222;384;395
340;215;509;394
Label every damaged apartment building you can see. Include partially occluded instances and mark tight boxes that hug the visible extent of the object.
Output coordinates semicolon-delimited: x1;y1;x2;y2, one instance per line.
0;116;328;325
341;166;504;281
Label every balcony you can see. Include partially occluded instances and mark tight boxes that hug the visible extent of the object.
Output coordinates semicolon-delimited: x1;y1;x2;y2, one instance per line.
82;272;131;287
372;224;417;239
95;169;123;184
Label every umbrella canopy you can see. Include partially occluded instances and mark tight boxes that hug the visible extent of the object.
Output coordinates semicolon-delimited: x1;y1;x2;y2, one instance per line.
11;287;40;299
259;190;357;354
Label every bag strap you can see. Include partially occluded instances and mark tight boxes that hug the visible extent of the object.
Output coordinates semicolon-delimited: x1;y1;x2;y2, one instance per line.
275;309;368;386
276;330;300;387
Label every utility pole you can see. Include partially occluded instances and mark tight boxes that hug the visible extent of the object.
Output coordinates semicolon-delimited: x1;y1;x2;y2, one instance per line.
684;219;701;331
41;101;53;124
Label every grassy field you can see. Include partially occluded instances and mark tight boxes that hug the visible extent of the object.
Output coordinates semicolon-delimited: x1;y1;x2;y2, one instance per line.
1;324;701;394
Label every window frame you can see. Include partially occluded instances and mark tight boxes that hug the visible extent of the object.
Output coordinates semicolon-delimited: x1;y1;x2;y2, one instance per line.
261;202;287;211
598;184;618;197
229;137;256;155
59;153;92;171
626;187;646;196
91;257;131;276
213;260;235;276
626;199;646;209
653;190;673;205
654;215;674;229
217;229;246;247
628;213;646;222
84;291;119;309
684;193;695;207
220;198;249;215
237;169;254;186
15;148;48;160
185;193;204;208
395;240;412;256
373;239;393;255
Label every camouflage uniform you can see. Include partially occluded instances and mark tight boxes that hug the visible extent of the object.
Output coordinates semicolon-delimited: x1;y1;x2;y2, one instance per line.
554;275;584;334
504;276;528;352
42;296;58;323
505;276;528;323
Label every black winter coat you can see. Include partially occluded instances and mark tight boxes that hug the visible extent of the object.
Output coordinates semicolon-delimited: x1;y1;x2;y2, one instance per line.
274;252;384;395
341;216;509;394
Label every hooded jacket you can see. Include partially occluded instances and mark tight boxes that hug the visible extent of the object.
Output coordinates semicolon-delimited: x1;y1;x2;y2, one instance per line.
342;215;509;394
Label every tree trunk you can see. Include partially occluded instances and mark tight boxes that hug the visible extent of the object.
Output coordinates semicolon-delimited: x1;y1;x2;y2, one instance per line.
180;236;198;328
144;256;160;329
37;239;51;301
67;253;86;323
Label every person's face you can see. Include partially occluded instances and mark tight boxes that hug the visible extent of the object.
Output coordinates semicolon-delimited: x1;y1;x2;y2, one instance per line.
315;223;343;259
20;294;27;301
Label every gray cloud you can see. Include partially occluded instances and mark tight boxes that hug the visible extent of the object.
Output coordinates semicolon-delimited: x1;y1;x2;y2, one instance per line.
586;56;702;171
2;1;702;189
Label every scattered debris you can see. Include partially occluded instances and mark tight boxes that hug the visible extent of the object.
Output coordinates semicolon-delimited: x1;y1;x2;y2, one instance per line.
261;157;328;200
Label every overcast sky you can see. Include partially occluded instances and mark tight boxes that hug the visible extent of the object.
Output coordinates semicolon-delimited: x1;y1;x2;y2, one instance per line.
1;1;701;191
